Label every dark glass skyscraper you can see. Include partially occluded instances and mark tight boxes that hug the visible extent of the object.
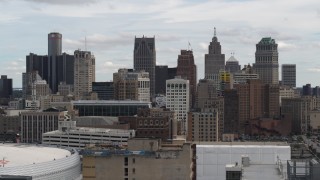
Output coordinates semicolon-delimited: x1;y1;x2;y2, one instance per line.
134;36;156;98
0;75;12;99
48;32;62;93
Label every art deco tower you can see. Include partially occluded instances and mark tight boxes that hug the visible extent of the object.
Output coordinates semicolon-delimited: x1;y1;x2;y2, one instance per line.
134;36;156;98
204;28;225;80
253;37;279;84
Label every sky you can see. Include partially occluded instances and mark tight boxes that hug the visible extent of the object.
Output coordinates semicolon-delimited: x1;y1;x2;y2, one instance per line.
0;0;319;88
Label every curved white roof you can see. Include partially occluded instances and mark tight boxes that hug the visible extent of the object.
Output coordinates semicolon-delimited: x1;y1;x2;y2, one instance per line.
0;144;70;167
0;144;81;180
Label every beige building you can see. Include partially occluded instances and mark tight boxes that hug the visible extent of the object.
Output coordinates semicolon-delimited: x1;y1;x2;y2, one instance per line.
21;107;68;143
40;94;64;110
82;138;195;180
113;69;150;102
187;108;219;142
310;109;320;133
74;50;95;100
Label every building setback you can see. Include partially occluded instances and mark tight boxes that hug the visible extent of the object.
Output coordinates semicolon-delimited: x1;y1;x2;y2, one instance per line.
134;36;156;98
253;37;279;85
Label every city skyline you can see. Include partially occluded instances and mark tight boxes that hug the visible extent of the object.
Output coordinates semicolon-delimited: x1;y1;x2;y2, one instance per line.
1;0;320;87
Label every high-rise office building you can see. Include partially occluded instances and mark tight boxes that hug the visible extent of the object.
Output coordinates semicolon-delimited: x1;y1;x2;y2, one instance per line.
225;55;240;74
253;37;279;84
26;53;48;82
0;75;12;99
134;36;156;98
166;77;189;135
113;69;150;102
282;64;296;87
204;28;225;80
234;79;263;133
176;50;197;108
74;50;95;100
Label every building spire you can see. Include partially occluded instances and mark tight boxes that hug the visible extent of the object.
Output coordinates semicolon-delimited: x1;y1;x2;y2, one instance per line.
214;27;216;37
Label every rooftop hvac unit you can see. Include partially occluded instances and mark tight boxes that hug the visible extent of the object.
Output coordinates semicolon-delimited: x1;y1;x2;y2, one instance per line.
242;155;250;167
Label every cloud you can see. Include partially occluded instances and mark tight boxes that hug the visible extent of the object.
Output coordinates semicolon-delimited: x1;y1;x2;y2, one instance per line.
0;15;19;23
24;0;98;6
277;41;298;51
307;68;320;72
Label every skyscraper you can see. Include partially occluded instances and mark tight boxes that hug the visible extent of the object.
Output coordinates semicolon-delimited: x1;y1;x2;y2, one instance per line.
0;75;12;99
225;55;240;74
48;32;62;93
26;53;48;82
74;50;95;100
253;37;279;84
134;36;156;98
176;50;197;108
282;64;296;87
166;77;189;135
204;28;225;80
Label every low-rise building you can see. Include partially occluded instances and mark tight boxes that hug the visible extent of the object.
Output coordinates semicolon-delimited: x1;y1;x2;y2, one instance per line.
187;108;219;142
82;138;195;180
42;120;135;149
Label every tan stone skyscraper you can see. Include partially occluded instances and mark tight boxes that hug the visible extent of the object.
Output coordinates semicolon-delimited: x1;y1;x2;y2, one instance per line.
253;37;279;84
74;50;95;100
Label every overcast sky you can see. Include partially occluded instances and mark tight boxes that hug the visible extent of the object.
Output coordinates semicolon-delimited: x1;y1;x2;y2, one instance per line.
0;0;319;87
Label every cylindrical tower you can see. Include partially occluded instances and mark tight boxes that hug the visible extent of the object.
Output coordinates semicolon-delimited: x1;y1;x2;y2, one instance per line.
48;32;62;56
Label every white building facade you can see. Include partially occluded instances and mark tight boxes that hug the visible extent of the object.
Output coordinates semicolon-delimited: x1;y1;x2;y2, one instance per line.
42;120;135;149
166;77;189;134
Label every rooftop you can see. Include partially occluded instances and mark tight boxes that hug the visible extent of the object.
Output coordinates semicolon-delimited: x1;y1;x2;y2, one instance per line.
259;37;276;45
44;127;134;135
0;144;70;167
72;100;152;105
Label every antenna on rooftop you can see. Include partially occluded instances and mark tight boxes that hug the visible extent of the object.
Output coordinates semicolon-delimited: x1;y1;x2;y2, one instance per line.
85;36;87;51
188;41;192;51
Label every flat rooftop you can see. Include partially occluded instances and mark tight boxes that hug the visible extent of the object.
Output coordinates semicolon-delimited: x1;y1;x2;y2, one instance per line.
72;100;151;105
44;127;134;135
0;144;70;167
193;141;289;146
242;164;287;180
